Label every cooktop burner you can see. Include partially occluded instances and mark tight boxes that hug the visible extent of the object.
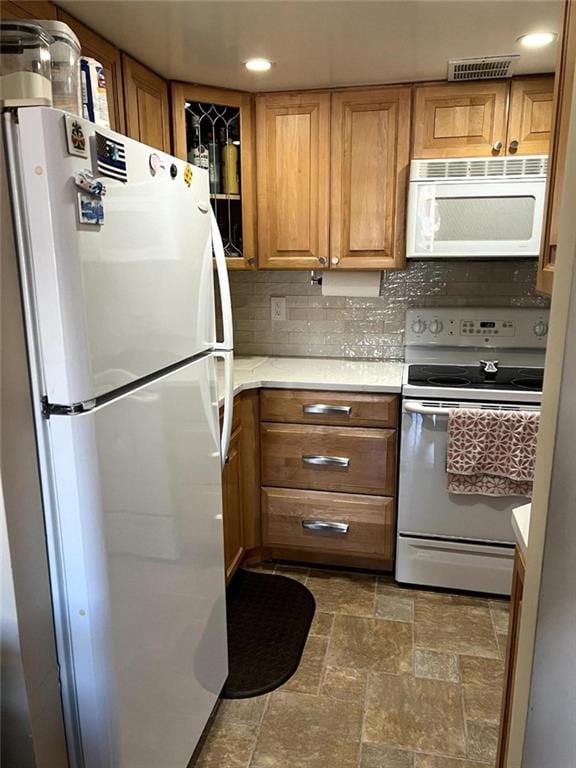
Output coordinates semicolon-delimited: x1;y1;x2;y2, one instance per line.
408;365;544;392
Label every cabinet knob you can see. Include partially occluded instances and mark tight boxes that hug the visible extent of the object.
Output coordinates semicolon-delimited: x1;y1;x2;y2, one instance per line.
318;256;327;265
331;257;340;265
509;139;519;152
492;141;503;152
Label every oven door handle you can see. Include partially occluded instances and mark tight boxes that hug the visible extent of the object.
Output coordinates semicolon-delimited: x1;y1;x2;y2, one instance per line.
403;401;541;417
403;402;451;416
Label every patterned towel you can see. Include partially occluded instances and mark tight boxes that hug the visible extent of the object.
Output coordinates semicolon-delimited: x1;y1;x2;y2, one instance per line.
446;408;540;497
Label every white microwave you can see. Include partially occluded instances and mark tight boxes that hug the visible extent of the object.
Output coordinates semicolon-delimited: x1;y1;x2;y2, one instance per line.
406;156;548;259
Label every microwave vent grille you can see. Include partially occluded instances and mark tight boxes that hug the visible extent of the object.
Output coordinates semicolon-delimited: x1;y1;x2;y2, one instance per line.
411;156;548;181
448;55;520;81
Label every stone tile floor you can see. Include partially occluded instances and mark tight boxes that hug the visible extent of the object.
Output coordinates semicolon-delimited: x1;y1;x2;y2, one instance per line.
190;563;510;768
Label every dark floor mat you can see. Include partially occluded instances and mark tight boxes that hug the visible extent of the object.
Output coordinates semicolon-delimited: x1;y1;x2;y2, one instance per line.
221;569;316;699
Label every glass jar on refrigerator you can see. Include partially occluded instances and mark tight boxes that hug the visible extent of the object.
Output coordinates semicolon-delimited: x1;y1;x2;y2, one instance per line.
0;21;53;107
39;20;82;115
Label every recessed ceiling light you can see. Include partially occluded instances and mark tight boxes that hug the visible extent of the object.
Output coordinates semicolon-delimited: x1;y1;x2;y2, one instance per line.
517;32;557;48
244;58;272;72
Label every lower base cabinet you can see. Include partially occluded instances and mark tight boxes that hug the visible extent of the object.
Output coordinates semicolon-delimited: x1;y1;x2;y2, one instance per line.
220;390;261;583
497;547;526;766
221;387;399;577
260;389;399;571
222;424;244;581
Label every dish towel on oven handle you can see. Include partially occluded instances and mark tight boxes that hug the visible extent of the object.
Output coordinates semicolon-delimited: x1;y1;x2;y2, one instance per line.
446;408;540;497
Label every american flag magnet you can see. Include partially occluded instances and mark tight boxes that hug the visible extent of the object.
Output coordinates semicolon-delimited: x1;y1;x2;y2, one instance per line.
95;132;128;182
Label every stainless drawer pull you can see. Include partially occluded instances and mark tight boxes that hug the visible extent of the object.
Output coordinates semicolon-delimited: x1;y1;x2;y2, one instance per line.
302;520;350;535
303;404;352;416
302;455;350;469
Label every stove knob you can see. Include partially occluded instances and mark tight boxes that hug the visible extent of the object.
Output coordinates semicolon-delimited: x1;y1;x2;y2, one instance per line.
429;319;444;336
411;318;427;335
533;320;548;338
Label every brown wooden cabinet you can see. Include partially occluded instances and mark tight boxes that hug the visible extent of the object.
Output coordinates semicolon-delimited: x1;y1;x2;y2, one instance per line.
220;390;261;583
121;53;170;152
262;488;395;568
507;77;555;155
171;83;257;270
260;388;398;428
256;86;410;271
259;389;399;570
330;88;411;269
413;77;554;159
256;91;331;269
497;547;526;767
538;0;576;295
261;423;397;496
413;81;509;158
56;9;126;134
1;0;56;19
222;423;245;581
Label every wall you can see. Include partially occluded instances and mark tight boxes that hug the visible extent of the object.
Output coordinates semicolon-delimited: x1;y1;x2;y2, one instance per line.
228;260;550;360
509;60;576;767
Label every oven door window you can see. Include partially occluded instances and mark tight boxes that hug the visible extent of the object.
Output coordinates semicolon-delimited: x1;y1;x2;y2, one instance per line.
435;195;536;241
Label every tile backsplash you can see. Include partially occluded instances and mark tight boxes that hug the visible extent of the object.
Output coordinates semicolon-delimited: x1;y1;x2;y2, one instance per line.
227;260;549;361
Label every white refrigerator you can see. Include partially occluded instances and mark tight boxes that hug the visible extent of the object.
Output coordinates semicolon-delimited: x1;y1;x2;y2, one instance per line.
2;106;234;767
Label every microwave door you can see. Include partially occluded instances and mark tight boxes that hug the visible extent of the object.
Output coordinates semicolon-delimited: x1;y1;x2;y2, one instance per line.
407;180;546;258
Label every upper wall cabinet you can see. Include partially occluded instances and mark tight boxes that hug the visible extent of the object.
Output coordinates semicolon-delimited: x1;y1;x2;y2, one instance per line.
171;84;257;269
56;10;125;134
1;1;55;19
507;77;555;155
538;0;576;295
413;77;554;158
330;88;410;269
413;82;508;157
122;54;170;152
256;92;331;269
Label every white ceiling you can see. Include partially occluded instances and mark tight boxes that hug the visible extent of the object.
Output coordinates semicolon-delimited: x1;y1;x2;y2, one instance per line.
58;0;563;91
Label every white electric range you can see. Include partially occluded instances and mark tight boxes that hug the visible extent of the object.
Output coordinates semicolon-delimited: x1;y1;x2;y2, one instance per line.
396;307;549;595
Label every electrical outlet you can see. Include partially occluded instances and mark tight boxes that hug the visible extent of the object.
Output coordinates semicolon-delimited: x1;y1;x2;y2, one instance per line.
271;296;287;321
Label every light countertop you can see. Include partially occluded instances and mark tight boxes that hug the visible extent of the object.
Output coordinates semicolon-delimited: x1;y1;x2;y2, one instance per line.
216;356;404;405
512;503;531;562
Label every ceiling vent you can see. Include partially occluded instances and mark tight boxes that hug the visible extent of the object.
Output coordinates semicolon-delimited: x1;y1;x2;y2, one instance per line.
448;55;520;81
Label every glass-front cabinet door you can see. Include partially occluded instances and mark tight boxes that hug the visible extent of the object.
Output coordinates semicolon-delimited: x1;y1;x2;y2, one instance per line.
171;84;256;269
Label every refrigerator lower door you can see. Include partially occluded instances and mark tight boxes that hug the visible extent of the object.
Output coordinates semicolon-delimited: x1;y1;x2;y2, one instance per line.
45;355;227;767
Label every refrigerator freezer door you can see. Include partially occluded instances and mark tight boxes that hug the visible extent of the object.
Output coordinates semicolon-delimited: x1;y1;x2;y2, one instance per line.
45;355;227;767
14;107;215;405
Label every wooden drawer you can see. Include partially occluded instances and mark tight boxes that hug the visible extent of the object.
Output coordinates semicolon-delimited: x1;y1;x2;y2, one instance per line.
262;487;394;560
260;423;396;495
260;389;398;428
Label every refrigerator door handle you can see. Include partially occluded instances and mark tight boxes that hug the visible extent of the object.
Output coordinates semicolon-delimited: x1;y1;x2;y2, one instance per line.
210;208;234;352
215;350;234;466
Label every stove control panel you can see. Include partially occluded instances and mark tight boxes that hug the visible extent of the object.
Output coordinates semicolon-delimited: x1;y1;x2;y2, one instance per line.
460;319;515;337
405;308;550;348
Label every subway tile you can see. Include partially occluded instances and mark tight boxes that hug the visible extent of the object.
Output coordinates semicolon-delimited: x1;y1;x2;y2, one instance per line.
286;296;310;307
308;296;348;308
228;262;549;360
288;333;327;345
231;306;263;320
288;308;328;320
